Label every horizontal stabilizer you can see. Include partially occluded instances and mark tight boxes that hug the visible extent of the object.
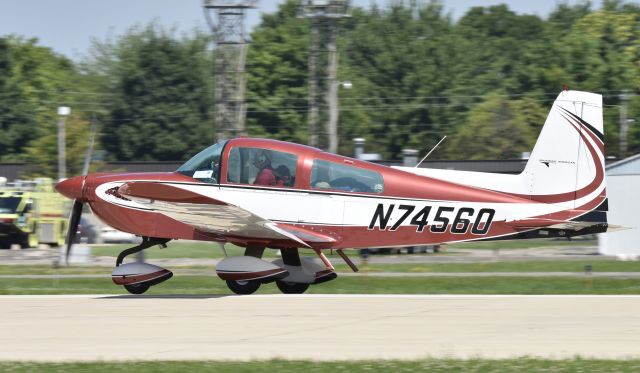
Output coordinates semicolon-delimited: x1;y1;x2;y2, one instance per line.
507;218;615;231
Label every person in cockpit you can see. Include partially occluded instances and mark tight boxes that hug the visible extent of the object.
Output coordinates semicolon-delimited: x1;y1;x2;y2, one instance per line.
253;150;277;186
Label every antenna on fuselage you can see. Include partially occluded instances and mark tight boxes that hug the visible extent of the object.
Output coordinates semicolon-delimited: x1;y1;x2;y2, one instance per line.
415;136;447;168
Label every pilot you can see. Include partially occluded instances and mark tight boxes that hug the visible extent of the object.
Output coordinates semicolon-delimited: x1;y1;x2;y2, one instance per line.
274;165;292;187
204;158;220;183
253;150;277;186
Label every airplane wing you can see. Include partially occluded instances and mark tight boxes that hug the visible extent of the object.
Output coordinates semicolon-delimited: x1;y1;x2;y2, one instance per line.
118;182;337;248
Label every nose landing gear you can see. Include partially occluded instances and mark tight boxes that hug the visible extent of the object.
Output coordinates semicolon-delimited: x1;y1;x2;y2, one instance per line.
111;237;172;295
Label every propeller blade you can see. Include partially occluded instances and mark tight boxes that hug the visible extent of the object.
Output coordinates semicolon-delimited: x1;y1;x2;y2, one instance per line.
65;199;83;264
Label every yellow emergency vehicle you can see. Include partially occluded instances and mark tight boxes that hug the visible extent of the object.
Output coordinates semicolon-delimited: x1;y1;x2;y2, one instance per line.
0;178;69;249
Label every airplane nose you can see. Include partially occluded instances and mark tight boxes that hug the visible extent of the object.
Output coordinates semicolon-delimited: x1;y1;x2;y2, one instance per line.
55;176;85;201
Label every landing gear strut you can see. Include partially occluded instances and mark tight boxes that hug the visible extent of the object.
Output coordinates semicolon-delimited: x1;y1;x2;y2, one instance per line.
116;237;170;267
275;248;310;294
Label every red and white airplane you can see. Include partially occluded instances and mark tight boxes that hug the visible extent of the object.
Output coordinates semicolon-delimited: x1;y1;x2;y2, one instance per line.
56;90;609;295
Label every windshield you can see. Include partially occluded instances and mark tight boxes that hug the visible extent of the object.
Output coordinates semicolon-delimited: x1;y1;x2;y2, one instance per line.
0;197;21;214
176;140;227;183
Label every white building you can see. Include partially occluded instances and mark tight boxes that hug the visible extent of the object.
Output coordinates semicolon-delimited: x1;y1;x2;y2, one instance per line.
599;154;640;258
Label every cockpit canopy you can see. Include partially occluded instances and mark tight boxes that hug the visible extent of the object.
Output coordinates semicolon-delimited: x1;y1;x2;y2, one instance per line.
176;140;227;183
227;146;297;187
177;138;384;194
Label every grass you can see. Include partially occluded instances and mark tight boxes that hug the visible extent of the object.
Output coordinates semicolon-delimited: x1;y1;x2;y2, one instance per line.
447;238;597;250
0;265;113;275
89;242;353;259
2;275;640;295
87;238;597;260
1;359;640;373
1;258;639;276
349;260;640;273
90;241;243;259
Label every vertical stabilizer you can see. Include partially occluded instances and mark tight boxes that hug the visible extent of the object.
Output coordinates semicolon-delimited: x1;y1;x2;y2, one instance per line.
523;90;606;210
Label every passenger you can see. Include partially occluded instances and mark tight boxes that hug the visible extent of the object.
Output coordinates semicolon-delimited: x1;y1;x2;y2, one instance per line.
274;165;292;187
253;150;277;186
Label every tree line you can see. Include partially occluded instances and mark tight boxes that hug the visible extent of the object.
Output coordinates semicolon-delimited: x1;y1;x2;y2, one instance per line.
0;0;639;178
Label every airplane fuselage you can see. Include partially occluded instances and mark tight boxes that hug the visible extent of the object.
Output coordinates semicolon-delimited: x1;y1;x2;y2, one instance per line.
80;157;604;250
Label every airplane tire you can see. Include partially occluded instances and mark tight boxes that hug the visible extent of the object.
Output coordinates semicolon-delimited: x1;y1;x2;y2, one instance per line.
276;281;310;294
226;280;260;295
124;283;150;295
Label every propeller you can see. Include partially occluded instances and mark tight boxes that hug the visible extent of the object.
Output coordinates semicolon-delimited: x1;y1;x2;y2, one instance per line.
65;199;84;264
60;117;97;264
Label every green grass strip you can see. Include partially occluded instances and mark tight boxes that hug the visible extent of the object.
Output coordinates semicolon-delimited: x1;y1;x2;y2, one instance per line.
1;358;640;373
1;258;638;276
1;275;639;295
88;238;597;259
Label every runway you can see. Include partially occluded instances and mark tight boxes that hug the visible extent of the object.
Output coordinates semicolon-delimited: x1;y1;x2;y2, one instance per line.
1;294;640;361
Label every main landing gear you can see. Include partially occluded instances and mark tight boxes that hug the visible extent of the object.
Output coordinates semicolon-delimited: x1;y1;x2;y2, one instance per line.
275;281;309;294
222;245;270;295
225;279;261;295
274;249;310;294
217;245;345;295
111;237;172;295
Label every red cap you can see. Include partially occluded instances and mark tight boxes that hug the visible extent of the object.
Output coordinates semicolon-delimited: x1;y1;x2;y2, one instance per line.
55;176;85;201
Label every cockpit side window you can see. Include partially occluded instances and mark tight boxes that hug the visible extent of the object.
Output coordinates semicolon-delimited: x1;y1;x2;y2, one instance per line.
227;147;297;187
311;159;384;193
176;140;227;183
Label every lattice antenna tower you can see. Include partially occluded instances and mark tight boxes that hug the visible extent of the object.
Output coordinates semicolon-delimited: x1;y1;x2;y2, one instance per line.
302;0;349;153
204;0;257;141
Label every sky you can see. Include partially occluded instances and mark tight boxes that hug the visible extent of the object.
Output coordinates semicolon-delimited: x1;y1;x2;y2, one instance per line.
0;0;603;60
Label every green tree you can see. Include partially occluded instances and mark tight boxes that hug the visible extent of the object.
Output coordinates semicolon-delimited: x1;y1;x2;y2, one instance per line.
447;94;540;159
560;6;640;155
24;115;93;177
86;24;213;161
0;36;77;162
245;0;310;144
341;1;456;158
4;0;639;166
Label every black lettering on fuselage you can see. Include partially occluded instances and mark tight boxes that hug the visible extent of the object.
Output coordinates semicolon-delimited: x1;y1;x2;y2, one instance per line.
390;205;415;230
368;203;496;235
471;208;495;234
368;203;395;230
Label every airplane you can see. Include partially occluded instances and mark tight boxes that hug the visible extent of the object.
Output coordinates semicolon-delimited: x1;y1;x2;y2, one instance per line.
56;90;609;295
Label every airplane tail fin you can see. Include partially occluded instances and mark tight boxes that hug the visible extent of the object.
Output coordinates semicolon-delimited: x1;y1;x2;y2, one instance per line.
523;90;607;214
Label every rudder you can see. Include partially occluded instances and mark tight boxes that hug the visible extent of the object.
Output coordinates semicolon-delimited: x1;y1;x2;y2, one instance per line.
523;90;606;210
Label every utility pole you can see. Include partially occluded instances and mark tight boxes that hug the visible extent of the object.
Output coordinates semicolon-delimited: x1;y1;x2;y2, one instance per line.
302;0;349;152
203;0;257;142
619;91;630;159
326;25;339;154
57;106;70;181
307;21;319;148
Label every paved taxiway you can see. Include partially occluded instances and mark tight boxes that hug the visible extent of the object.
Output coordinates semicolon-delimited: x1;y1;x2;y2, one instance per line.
1;294;639;361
